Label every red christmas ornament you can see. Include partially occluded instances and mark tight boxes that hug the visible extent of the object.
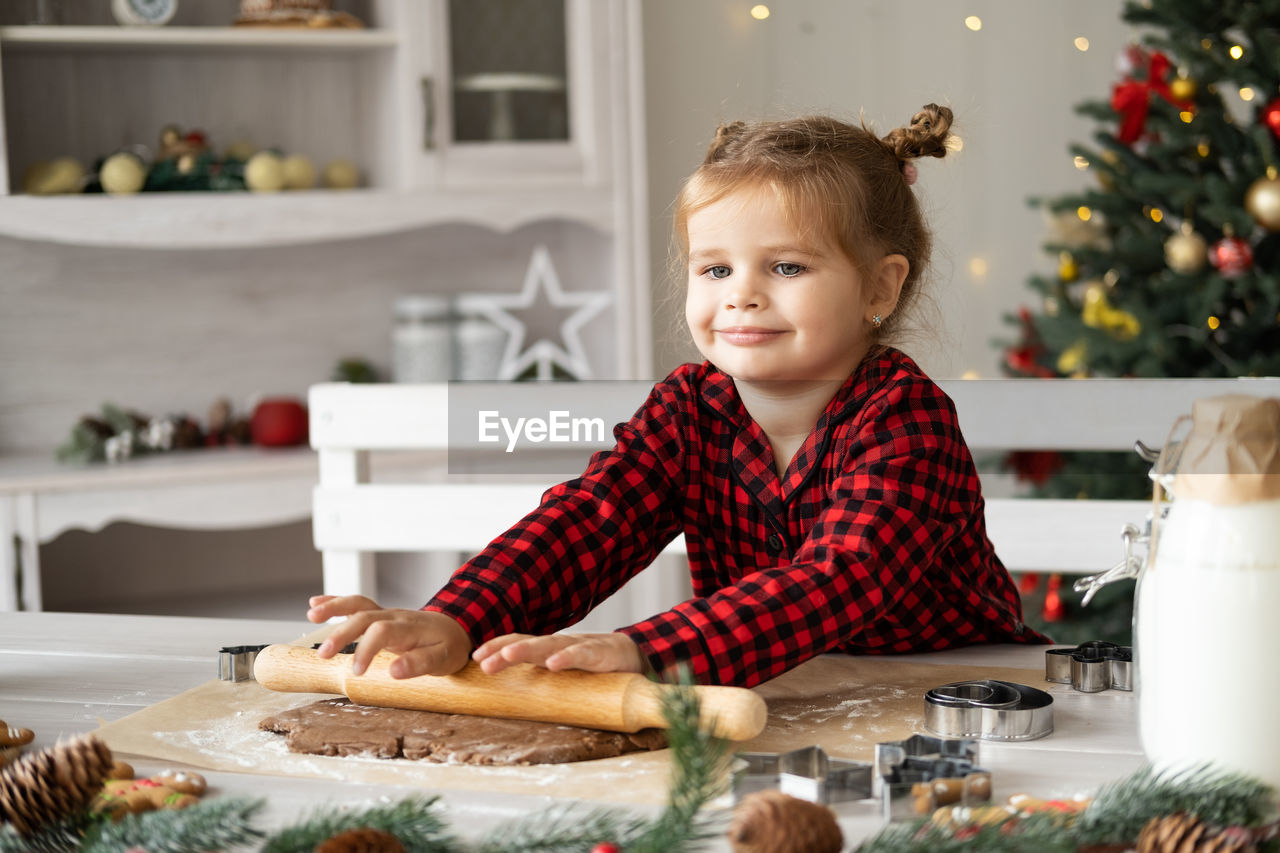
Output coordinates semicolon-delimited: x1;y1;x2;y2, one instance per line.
589;845;621;853
1018;572;1042;596
1263;96;1280;141
1210;234;1254;278
1042;574;1066;622
250;397;309;447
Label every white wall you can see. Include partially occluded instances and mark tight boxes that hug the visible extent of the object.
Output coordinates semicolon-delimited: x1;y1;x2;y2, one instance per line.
642;0;1134;378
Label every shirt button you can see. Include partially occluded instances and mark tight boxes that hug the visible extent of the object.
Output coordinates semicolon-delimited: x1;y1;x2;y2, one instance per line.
766;533;784;554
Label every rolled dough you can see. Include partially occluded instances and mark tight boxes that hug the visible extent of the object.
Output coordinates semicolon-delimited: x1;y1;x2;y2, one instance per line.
259;699;668;766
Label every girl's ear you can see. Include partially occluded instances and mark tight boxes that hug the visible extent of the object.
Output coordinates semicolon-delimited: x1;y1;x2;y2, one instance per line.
868;254;909;321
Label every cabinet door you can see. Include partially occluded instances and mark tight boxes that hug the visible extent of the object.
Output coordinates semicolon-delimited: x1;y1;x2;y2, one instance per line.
398;0;612;191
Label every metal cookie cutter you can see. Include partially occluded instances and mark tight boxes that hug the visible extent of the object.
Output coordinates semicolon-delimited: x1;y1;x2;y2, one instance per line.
218;641;356;682
1045;641;1132;692
874;734;988;821
731;746;874;805
218;644;268;682
924;680;1053;741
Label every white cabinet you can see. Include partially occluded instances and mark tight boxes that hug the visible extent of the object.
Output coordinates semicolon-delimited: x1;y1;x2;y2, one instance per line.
0;0;650;375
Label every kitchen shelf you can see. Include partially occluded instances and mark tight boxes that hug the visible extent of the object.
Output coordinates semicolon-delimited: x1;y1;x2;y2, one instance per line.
0;187;613;248
0;25;399;53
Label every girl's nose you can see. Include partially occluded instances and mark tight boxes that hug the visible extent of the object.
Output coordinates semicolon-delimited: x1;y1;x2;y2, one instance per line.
724;276;764;310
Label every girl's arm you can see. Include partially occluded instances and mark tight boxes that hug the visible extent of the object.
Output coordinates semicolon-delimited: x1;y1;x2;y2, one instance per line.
618;382;1016;687
423;374;692;648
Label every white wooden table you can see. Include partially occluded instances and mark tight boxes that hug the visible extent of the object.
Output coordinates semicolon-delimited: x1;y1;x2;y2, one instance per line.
0;612;1146;850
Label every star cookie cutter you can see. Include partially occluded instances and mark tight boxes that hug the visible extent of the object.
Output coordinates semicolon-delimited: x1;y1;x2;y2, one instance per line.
924;680;1054;741
731;746;873;805
874;734;989;821
1045;641;1132;692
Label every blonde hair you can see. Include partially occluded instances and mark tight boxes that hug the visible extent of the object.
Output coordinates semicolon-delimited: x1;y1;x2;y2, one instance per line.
673;105;954;341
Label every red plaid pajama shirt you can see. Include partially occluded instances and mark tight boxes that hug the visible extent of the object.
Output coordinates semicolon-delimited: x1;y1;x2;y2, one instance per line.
426;347;1048;686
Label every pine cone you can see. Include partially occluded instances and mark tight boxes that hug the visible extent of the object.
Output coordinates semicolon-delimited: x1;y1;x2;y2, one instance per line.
1136;812;1257;853
313;827;407;853
0;734;113;836
727;790;843;853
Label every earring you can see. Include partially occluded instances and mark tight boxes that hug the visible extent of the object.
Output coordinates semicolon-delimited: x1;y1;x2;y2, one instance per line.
872;314;882;328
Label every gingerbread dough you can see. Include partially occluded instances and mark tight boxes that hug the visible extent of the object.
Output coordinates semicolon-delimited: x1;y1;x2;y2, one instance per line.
259;699;668;766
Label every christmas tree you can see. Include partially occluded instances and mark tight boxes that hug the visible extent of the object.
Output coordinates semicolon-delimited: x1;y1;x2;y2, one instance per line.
1001;0;1280;642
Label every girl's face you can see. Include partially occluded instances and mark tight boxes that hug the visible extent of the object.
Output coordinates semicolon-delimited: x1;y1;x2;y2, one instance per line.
684;183;894;383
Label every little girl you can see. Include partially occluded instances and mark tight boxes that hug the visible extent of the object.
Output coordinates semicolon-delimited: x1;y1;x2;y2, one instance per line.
309;104;1048;687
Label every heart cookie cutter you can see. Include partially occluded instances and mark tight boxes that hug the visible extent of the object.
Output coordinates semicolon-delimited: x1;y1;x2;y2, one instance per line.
923;680;1053;742
1045;641;1132;693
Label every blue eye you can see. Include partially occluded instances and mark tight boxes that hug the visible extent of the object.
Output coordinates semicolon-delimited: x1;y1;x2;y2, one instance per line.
774;262;805;277
706;265;732;279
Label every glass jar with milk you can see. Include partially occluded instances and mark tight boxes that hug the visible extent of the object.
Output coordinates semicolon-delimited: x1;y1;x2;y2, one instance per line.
1135;394;1280;789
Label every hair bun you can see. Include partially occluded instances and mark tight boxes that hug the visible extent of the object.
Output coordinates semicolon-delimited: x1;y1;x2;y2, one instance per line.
705;121;748;163
883;103;954;162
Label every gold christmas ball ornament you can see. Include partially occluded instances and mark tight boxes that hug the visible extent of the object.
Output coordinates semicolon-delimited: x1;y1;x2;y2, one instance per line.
1169;74;1197;102
99;152;148;195
281;154;317;190
1245;167;1280;232
1164;222;1209;274
322;159;360;190
22;157;86;195
244;150;286;192
1058;252;1079;282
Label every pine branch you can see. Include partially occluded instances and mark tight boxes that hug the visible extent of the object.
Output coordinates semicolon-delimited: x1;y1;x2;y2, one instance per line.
260;797;455;853
1073;764;1278;846
855;813;1076;853
82;797;264;853
468;806;648;853
0;819;87;853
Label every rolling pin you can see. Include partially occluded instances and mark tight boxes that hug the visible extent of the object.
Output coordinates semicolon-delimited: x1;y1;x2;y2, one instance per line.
253;644;767;741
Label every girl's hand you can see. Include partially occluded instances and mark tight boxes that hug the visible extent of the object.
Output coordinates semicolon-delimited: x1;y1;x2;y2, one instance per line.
472;632;645;676
306;594;472;680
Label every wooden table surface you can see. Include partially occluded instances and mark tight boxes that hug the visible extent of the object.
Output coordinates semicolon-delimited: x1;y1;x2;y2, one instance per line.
1;612;1146;850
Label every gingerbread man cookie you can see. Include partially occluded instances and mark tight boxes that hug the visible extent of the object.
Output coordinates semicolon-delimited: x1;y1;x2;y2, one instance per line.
0;721;35;767
92;768;209;821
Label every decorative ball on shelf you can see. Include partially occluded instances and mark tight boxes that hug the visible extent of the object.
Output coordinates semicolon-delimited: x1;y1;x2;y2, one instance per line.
322;158;360;190
22;156;86;195
250;397;309;447
1164;222;1209;274
1263;96;1280;142
1244;167;1280;232
282;153;317;190
99;151;148;195
245;150;286;192
1211;229;1254;278
224;139;257;162
111;0;178;27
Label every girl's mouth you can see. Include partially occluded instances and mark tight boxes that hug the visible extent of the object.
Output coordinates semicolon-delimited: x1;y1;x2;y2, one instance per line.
716;327;785;345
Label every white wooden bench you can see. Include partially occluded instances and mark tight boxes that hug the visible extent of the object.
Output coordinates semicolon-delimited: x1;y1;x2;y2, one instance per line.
309;377;1280;625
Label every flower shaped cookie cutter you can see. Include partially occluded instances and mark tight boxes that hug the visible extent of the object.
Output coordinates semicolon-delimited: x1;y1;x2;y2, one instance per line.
1045;641;1133;692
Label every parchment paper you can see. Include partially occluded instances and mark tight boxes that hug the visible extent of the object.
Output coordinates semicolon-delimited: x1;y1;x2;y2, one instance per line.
94;654;1042;805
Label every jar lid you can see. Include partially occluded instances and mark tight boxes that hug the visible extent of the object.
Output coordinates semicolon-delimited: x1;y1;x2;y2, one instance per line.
1171;394;1280;504
394;294;452;321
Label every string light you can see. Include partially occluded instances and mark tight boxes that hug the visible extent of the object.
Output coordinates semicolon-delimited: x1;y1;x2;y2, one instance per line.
1148;207;1164;223
1074;155;1090;170
1197;141;1210;157
750;4;770;20
1201;38;1213;50
960;369;981;380
968;257;989;279
1074;37;1090;51
1240;87;1255;101
1180;111;1195;123
1207;315;1221;330
964;15;982;31
1077;206;1093;221
1229;44;1244;59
